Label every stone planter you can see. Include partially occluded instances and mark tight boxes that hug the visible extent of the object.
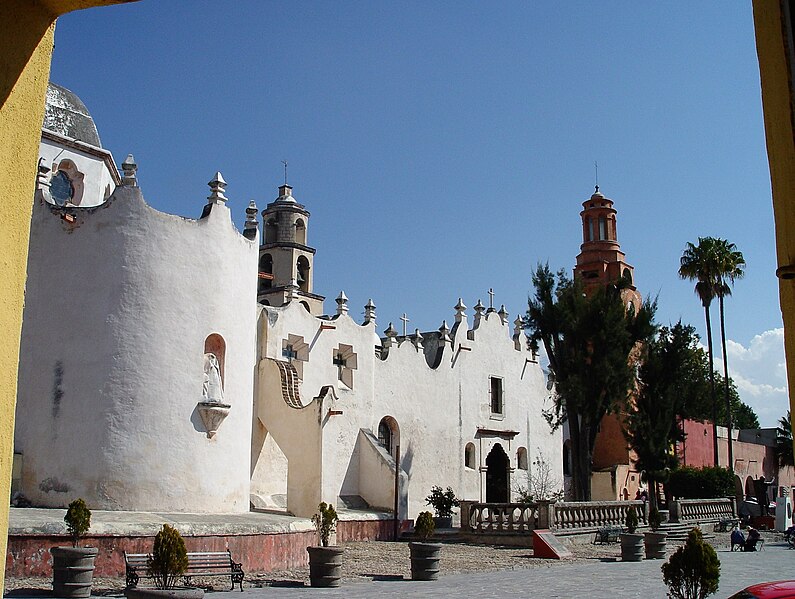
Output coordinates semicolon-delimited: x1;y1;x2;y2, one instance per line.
51;546;98;598
433;516;453;529
644;531;668;559
409;542;442;581
307;546;344;588
125;589;204;599
619;532;644;562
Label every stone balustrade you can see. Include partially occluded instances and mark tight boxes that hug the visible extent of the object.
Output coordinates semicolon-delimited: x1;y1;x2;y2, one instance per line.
459;501;542;533
553;500;647;531
669;497;736;523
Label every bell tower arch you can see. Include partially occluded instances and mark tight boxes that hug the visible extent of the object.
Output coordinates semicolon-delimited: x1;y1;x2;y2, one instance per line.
258;184;325;314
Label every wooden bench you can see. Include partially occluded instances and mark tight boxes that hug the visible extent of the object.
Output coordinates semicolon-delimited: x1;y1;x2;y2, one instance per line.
124;551;244;591
593;525;623;544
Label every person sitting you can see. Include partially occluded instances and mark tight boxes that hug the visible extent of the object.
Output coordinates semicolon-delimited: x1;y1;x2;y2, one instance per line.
730;527;745;551
743;527;762;552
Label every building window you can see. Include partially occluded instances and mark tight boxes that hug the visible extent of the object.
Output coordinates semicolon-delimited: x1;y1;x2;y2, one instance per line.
297;256;310;292
378;416;399;457
586;217;593;242
598;216;607;240
517;447;528;470
295;218;307;245
264;219;278;243
465;443;476;469
333;343;358;388
281;334;309;378
490;376;503;415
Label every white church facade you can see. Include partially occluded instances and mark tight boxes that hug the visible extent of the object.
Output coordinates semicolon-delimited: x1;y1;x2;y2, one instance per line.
12;84;562;519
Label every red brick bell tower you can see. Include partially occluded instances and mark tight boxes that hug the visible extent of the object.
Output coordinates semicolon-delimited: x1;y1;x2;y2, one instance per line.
573;187;641;312
573;187;643;496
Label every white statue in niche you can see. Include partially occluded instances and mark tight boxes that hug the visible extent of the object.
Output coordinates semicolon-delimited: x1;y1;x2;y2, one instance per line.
202;353;224;403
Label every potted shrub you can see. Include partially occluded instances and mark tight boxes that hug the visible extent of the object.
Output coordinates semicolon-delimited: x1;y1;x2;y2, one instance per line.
51;498;99;598
620;505;644;562
307;502;343;588
409;511;441;581
644;505;668;559
126;524;203;599
661;528;720;599
425;485;459;528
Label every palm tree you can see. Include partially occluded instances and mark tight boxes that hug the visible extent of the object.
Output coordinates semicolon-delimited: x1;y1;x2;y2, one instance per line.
713;238;745;470
679;238;720;466
776;411;794;468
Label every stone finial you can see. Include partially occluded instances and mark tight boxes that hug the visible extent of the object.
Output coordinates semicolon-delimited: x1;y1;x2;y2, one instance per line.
336;291;349;315
474;299;485;315
286;278;299;301
383;322;398;349
454;298;467;323
364;299;376;324
514;315;524;350
207;171;228;205
412;328;423;350
498;304;509;324
243;200;258;240
121;154;138;187
439;320;452;346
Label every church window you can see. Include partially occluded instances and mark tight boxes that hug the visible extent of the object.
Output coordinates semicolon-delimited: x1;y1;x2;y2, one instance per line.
282;334;309;378
295;218;307;245
378;416;399;457
598;216;607;240
297;256;310;292
333;343;358;388
586;218;593;242
264;219;278;243
622;267;632;285
50;171;74;206
258;254;273;294
465;443;476;469
517;447;528;470
489;376;504;415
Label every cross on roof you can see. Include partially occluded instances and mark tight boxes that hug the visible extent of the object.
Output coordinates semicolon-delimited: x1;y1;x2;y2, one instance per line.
400;313;410;337
488;288;495;309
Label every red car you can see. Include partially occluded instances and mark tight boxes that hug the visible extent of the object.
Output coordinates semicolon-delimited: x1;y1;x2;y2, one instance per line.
729;581;795;598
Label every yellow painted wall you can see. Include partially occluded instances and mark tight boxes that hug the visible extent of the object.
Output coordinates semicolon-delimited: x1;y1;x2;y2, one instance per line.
752;1;795;462
0;1;136;594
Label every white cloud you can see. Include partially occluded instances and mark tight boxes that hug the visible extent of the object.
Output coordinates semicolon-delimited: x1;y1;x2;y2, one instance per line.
722;328;790;428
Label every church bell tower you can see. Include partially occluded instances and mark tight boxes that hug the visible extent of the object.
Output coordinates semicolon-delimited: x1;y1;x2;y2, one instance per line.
573;187;641;311
258;184;325;315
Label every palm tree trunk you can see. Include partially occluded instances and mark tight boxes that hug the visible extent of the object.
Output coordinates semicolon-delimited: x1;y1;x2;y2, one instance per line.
705;304;719;466
719;295;734;472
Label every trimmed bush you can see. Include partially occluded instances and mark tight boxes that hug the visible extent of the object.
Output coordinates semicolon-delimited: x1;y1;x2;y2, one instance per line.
666;466;734;499
64;498;91;548
414;511;435;540
311;502;338;547
425;486;459;519
147;524;188;590
662;528;720;599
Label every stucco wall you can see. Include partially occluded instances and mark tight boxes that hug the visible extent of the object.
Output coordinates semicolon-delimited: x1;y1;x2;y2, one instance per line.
255;301;562;519
15;185;257;512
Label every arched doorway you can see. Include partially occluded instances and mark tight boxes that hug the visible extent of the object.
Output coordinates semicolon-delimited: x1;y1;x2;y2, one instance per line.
486;443;509;503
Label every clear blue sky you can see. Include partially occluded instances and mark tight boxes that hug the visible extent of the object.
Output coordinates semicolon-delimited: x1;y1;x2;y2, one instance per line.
50;1;788;425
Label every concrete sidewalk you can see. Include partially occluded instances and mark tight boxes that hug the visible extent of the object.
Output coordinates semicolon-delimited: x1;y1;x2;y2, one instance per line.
208;542;794;599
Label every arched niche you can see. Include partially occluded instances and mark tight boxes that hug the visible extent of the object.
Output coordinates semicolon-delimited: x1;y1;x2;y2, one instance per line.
465;443;476;469
264;218;278;244
204;333;226;384
297;256;310;292
516;447;528;470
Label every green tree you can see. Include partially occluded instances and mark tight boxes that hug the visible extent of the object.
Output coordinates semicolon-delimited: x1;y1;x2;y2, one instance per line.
712;238;745;468
683;365;759;430
525;264;656;501
776;411;794;468
624;322;703;509
679;238;721;466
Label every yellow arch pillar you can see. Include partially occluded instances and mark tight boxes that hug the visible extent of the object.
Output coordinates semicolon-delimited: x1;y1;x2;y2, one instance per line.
753;1;795;460
0;1;136;593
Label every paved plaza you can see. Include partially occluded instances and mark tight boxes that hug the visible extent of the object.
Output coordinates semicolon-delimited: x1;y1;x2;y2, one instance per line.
215;542;792;599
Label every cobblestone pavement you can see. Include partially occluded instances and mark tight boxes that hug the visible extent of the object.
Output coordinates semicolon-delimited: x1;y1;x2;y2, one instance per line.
5;530;793;598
